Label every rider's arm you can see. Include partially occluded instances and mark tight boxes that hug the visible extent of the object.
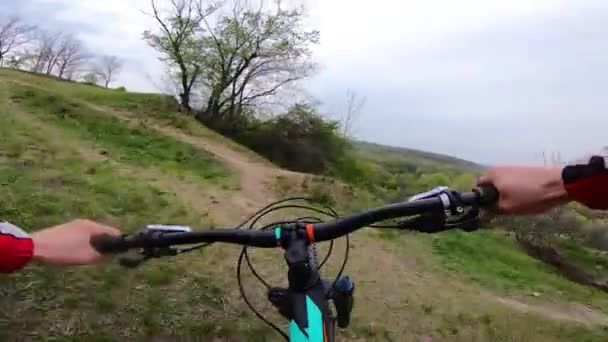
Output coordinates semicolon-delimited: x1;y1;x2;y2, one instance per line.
479;166;568;214
0;222;34;273
479;154;608;214
562;155;608;210
0;219;121;273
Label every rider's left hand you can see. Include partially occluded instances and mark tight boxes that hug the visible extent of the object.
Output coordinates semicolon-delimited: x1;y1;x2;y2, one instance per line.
32;219;121;266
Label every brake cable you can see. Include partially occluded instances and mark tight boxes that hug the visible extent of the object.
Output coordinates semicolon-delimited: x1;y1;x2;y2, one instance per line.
123;197;348;339
235;197;348;340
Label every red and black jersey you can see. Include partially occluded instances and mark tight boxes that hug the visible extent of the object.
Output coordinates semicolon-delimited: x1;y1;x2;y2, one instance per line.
562;155;608;210
0;221;34;273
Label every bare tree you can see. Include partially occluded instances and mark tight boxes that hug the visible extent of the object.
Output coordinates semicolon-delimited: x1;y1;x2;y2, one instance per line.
40;32;72;75
0;17;35;67
55;35;89;79
143;0;216;111
82;71;99;85
27;30;62;73
341;89;366;136
97;55;122;88
196;2;320;124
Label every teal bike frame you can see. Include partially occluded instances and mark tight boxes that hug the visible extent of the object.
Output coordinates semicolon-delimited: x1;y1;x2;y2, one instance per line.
273;226;336;342
90;186;498;342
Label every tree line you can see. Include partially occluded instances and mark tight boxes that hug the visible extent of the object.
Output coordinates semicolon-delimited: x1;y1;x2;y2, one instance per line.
0;17;123;88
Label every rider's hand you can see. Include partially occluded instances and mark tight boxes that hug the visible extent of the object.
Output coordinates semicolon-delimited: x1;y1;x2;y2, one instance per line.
478;166;570;214
31;219;121;266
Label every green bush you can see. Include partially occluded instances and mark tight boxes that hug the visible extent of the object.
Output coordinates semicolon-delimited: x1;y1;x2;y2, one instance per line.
251;104;349;173
199;103;351;174
309;185;336;207
329;152;376;185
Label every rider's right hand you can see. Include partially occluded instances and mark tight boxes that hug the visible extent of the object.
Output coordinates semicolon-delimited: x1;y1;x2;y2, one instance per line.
478;166;569;214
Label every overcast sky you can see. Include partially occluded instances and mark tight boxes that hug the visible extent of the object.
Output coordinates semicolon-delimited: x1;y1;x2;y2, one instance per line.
4;0;608;165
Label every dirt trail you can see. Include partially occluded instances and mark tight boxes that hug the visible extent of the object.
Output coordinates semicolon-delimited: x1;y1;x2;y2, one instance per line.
86;104;312;223
94;104;608;327
4;78;311;222
492;296;608;326
12;89;608;328
139;120;307;206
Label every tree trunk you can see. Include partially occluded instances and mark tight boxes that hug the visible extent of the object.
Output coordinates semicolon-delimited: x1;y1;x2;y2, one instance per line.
176;59;193;112
32;54;43;72
58;64;66;78
179;92;191;112
45;57;55;75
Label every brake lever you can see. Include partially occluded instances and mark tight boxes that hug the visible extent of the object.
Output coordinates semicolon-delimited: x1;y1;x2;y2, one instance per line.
403;186;482;233
396;211;449;233
118;247;180;268
115;224;191;268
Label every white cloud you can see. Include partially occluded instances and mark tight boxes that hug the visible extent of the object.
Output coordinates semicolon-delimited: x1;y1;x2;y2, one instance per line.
5;0;608;164
306;0;608;164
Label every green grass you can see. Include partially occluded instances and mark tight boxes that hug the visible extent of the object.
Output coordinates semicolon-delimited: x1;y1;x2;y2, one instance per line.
0;109;188;228
7;83;230;186
353;140;483;173
555;238;608;278
419;229;608;311
2;68;608;341
1;68;271;165
0;81;272;341
0;68;176;114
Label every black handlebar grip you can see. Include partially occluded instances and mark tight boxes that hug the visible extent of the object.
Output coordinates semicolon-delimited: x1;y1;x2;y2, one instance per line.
90;234;129;254
477;184;499;206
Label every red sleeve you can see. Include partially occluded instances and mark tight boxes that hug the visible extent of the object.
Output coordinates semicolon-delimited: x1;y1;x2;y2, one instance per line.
562;156;608;210
0;222;34;273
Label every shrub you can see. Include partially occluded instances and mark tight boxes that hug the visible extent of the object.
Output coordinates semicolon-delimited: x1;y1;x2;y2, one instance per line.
199;103;351;175
253;104;348;173
309;185;335;207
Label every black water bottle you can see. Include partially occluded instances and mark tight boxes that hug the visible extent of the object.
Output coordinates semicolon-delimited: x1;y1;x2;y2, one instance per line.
333;276;354;328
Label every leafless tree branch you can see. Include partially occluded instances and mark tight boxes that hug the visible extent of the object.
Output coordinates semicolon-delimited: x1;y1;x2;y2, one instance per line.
341;89;366;136
0;16;35;67
97;55;123;88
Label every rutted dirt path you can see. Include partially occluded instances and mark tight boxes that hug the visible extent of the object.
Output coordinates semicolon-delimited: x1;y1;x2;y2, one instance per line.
90;104;608;328
5;80;313;224
492;296;608;326
132;118;307;207
8;84;608;331
111;107;608;328
87;104;312;224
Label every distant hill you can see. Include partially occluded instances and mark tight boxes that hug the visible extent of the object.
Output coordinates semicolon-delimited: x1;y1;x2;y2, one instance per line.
352;140;483;173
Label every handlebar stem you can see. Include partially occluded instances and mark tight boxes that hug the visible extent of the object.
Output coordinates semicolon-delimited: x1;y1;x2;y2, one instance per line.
281;224;320;291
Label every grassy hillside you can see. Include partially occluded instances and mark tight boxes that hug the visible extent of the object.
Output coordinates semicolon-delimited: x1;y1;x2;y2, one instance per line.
347;141;483;203
353;140;483;173
1;68;608;341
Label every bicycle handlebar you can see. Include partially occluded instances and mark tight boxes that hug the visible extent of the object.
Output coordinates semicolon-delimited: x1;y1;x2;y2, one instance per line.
91;185;499;254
